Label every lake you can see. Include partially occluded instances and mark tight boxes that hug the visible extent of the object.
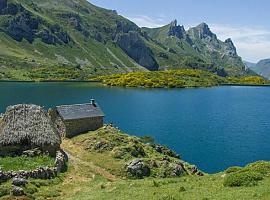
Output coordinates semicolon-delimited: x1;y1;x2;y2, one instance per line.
0;82;270;173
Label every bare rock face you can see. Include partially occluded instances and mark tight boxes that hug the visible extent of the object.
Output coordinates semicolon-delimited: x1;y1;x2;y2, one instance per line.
115;31;159;71
168;20;191;43
224;38;237;57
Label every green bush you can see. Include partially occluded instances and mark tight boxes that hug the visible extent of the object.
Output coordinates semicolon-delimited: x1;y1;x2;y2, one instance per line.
0;184;10;197
223;171;263;187
244;161;270;175
225;166;242;174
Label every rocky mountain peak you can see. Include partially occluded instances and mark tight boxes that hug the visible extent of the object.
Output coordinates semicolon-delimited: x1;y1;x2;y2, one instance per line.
188;22;216;40
170;19;178;27
168;20;188;40
225;38;233;45
224;38;237;57
197;22;215;38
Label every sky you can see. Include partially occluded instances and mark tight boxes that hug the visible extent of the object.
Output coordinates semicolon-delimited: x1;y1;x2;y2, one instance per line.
89;0;270;63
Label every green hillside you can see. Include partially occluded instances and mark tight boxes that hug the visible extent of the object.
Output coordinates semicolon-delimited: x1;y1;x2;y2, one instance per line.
142;20;253;76
249;59;270;79
1;126;270;199
0;0;253;80
0;0;150;80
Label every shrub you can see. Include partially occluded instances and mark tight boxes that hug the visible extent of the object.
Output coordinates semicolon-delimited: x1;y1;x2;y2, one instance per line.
223;171;263;187
244;161;270;176
0;184;10;197
225;166;242;174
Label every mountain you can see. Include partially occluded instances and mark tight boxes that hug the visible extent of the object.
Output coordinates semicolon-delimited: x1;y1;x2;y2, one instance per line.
0;0;156;80
247;59;270;79
244;60;256;68
0;0;251;80
142;20;251;77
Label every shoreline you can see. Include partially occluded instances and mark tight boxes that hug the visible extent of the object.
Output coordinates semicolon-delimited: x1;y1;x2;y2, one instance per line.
1;80;270;88
0;80;102;83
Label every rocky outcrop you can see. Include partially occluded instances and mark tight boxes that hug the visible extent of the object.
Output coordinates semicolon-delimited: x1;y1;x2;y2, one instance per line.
2;3;71;44
126;159;151;178
188;22;217;40
115;31;159;71
168;20;191;43
224;38;237;57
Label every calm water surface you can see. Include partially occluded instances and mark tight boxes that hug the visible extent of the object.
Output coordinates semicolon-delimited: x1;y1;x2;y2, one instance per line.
1;82;270;173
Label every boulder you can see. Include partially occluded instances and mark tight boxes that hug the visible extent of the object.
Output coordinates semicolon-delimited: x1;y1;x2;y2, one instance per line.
126;159;150;178
171;163;186;177
12;177;28;187
10;186;24;196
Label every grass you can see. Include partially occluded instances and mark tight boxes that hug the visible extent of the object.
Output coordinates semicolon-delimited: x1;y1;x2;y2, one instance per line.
0;155;55;171
1;127;270;199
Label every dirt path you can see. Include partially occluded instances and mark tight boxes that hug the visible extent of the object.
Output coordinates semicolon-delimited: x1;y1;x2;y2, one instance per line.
62;139;119;182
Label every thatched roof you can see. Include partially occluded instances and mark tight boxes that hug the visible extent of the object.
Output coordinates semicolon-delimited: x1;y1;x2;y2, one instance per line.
0;104;61;148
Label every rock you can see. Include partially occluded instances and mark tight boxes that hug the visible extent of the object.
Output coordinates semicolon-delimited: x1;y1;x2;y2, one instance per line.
55;150;68;173
12;177;28;187
126;159;150;178
114;31;159;71
188;22;217;40
153;144;180;159
171;163;186;177
22;148;42;157
190;166;204;176
10;186;24;196
168;20;191;42
224;38;237;57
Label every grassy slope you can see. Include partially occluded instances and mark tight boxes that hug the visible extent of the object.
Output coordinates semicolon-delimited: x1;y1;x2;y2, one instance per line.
0;0;145;80
0;0;251;80
1;127;270;199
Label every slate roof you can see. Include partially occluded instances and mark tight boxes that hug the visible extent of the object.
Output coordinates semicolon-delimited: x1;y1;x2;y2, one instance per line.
56;103;105;120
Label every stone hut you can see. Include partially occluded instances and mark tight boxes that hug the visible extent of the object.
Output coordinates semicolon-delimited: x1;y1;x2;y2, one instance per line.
0;104;61;156
50;100;105;138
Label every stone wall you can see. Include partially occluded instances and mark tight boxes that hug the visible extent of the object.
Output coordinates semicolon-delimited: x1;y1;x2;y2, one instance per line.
0;145;60;157
0;150;67;183
64;116;103;138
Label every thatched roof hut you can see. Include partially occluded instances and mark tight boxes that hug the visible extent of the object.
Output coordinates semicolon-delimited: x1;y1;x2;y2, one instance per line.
0;104;61;156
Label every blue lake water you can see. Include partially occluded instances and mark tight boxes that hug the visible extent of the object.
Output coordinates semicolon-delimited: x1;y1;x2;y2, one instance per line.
0;82;270;173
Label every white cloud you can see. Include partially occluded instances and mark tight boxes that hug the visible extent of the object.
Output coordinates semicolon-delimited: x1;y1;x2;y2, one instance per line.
126;15;270;62
209;24;270;62
126;15;167;28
